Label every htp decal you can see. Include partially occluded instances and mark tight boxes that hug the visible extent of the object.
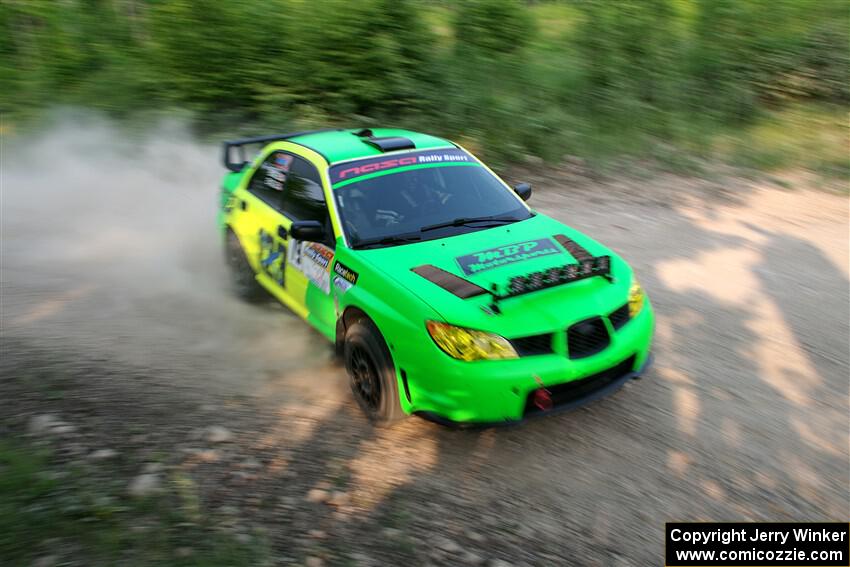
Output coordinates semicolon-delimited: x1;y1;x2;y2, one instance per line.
456;238;562;275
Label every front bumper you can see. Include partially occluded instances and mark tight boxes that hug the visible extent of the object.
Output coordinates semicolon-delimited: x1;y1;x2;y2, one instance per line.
400;302;654;425
416;353;653;428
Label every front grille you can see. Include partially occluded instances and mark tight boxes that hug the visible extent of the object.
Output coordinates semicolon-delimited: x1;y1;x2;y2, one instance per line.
608;303;630;330
524;355;636;415
510;333;554;356
567;317;610;359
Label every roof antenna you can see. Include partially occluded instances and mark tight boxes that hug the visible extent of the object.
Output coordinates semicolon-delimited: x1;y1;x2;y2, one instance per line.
354;128;373;137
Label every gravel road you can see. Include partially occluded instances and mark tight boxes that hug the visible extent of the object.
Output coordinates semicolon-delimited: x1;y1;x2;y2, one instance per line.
2;123;848;566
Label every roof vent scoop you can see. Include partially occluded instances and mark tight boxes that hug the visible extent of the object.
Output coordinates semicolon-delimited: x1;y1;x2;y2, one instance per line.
363;136;416;152
353;128;416;152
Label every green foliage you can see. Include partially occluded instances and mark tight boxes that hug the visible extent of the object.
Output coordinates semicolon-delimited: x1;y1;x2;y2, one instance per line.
714;104;850;179
0;441;270;565
454;0;534;56
290;0;438;117
574;0;680;110
688;0;850;121
1;0;847;171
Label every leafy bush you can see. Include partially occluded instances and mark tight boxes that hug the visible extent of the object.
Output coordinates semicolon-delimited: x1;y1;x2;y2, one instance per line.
1;0;847;170
454;0;534;57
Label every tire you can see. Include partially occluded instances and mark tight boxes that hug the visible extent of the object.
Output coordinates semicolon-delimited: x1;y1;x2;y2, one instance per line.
224;229;266;302
344;318;406;424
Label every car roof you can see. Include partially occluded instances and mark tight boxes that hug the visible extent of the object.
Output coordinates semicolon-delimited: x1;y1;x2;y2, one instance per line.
288;128;455;165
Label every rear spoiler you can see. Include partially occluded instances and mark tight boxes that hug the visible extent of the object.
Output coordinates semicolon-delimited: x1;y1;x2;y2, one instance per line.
221;129;340;172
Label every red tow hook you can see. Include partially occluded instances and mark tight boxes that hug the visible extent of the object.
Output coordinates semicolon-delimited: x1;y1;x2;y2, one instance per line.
532;388;553;411
532;375;553;411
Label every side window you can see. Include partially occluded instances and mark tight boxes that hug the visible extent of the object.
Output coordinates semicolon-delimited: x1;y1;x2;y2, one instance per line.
247;151;293;209
282;157;329;224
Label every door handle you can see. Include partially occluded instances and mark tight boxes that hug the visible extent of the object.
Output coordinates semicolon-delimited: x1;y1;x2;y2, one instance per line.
277;225;288;239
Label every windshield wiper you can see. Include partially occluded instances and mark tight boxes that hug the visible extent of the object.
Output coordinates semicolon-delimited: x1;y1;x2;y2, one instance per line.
420;215;522;233
353;233;422;249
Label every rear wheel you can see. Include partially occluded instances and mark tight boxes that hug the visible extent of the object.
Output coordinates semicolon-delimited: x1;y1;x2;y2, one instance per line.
344;319;405;424
224;229;265;302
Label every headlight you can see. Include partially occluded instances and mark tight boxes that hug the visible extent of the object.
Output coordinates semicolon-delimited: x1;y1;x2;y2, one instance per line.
426;321;518;361
628;278;645;318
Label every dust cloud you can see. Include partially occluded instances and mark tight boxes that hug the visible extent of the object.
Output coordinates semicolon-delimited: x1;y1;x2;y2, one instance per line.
1;114;346;403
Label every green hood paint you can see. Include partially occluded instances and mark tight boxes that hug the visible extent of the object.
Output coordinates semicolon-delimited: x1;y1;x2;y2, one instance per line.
356;214;633;338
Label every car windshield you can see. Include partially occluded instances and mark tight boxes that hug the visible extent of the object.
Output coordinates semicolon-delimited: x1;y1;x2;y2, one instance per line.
332;162;532;249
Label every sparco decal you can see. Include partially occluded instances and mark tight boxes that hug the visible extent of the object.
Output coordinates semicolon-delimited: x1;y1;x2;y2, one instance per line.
330;149;473;184
455;238;562;276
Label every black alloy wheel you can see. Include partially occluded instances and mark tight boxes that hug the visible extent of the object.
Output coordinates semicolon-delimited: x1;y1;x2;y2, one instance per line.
349;345;381;412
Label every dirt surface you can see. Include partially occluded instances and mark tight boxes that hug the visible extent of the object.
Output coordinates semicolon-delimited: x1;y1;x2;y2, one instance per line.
2;123;849;566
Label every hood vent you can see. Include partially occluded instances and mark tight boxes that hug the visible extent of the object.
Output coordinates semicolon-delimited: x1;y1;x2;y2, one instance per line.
411;265;488;299
554;234;592;262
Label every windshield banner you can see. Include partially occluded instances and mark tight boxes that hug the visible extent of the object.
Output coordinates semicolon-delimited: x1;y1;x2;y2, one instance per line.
330;148;474;185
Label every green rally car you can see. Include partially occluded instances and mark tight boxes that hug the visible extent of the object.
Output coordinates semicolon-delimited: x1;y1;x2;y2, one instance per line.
219;128;653;425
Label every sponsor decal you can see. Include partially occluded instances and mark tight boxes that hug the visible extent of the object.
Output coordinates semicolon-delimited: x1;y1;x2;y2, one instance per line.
332;262;358;294
263;175;283;191
506;255;611;296
288;240;333;294
329;148;473;185
333;261;359;285
334;262;360;293
258;228;286;287
258;152;292;192
455;238;562;276
303;242;332;270
272;152;293;171
333;276;353;294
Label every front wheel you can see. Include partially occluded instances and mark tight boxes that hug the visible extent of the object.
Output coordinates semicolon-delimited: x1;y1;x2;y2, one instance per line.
344;319;405;424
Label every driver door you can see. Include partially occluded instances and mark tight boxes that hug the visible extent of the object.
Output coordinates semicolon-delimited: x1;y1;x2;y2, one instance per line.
230;150;301;313
278;155;337;339
230;148;336;337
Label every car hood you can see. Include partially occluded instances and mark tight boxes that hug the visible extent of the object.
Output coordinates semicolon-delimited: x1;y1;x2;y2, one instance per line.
356;214;634;337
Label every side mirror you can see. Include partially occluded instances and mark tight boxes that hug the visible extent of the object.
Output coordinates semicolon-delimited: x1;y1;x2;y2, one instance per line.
289;220;326;241
514;182;532;201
